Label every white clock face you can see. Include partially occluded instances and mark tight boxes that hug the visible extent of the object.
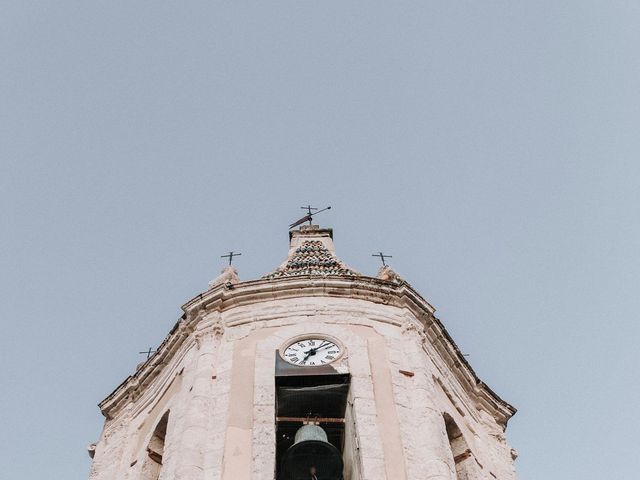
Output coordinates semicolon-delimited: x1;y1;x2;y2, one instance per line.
281;337;342;366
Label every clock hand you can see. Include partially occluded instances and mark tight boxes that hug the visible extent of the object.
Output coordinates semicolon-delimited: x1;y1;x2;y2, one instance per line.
306;342;328;354
302;349;315;362
301;342;329;363
313;343;335;353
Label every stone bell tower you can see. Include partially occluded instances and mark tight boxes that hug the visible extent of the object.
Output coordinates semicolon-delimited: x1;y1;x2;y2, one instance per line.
88;225;518;480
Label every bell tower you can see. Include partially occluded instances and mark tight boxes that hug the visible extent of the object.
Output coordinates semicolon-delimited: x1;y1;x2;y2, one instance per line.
88;224;518;480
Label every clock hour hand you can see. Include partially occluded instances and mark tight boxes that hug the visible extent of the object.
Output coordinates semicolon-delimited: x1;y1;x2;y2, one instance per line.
302;347;317;362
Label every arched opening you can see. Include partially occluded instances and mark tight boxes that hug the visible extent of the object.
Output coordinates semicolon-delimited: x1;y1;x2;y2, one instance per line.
444;414;476;480
141;411;169;480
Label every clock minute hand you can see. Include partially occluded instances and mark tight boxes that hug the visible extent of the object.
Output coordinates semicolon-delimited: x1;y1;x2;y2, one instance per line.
314;343;334;353
301;342;332;363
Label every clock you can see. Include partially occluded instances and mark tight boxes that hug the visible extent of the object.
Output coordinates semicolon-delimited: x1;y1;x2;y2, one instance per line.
280;335;343;367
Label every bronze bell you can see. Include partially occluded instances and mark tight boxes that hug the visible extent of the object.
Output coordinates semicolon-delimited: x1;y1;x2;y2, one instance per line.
281;424;343;480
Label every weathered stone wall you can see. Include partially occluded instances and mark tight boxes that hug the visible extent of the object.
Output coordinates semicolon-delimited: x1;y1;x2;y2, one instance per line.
89;293;516;480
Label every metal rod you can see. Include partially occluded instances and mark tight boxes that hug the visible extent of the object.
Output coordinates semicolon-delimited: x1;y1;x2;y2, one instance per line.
276;416;345;424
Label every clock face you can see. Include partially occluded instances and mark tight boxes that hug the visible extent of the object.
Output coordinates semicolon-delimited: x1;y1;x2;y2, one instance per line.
281;337;342;366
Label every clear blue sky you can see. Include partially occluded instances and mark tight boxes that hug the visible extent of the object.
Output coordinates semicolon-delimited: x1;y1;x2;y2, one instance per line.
1;2;639;478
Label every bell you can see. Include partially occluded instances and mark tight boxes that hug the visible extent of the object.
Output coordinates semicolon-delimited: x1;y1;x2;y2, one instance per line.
281;424;343;480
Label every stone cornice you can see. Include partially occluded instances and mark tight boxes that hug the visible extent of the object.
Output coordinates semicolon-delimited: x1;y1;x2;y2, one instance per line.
99;275;516;426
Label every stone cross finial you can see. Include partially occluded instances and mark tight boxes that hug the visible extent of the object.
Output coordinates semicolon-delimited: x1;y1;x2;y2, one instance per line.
208;266;240;289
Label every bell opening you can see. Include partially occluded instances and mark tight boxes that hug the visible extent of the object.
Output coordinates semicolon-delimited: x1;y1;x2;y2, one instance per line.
275;356;350;480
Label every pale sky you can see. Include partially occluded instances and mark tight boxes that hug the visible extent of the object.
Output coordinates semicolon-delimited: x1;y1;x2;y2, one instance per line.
2;2;639;479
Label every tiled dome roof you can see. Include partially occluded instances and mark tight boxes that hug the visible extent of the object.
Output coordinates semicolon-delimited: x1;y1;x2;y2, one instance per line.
263;240;359;279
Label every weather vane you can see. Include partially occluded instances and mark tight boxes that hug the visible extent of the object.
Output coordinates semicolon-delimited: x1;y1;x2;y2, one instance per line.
372;251;392;266
221;251;241;266
289;205;332;229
